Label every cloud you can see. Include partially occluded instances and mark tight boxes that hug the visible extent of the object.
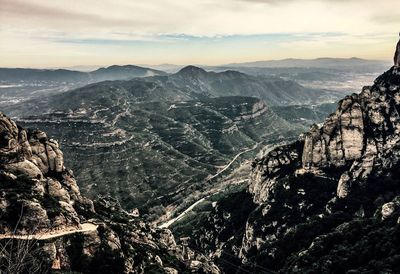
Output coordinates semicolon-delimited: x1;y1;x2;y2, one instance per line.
0;0;398;67
1;0;397;36
372;13;400;24
0;0;150;28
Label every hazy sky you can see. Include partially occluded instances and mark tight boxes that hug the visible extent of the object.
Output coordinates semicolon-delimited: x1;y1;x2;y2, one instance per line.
0;0;399;67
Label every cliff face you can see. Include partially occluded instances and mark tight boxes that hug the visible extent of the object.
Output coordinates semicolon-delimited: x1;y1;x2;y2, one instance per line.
251;67;400;204
245;66;400;271
192;66;400;273
0;113;91;234
0;112;219;273
395;36;400;67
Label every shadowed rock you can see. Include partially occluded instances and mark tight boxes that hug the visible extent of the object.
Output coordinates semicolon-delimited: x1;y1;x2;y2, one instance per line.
395;33;400;67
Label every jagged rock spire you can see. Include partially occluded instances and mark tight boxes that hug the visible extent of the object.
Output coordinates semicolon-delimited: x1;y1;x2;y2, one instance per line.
395;32;400;67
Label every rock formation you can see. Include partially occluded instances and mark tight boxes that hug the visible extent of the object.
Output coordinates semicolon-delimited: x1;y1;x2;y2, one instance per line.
251;64;400;202
0;112;219;273
395;33;400;67
190;43;400;273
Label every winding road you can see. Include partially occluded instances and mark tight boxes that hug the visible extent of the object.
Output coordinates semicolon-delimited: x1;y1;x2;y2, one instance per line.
206;142;262;182
0;223;98;241
159;142;263;228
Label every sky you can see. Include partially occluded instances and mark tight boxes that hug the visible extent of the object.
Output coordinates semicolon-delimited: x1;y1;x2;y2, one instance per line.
0;0;399;68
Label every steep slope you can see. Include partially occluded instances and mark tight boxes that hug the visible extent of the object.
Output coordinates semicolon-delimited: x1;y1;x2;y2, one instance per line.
188;64;400;272
0;112;218;273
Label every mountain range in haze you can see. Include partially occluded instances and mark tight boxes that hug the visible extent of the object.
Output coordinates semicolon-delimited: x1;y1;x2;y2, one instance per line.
0;64;166;83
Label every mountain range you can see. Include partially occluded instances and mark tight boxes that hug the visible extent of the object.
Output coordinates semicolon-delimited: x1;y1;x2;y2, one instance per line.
0;65;166;83
224;57;390;69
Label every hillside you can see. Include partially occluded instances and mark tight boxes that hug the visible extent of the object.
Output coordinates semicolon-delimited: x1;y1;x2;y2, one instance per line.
14;96;303;221
0;66;341;221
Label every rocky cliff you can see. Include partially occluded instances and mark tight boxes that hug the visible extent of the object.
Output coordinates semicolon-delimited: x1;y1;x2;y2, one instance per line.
0;112;219;273
395;35;400;67
190;65;400;272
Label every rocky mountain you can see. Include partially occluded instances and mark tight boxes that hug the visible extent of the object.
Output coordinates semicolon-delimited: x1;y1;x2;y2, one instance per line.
0;112;219;273
178;62;400;272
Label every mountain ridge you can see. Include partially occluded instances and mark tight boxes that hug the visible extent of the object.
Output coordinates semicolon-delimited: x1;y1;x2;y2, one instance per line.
0;64;167;83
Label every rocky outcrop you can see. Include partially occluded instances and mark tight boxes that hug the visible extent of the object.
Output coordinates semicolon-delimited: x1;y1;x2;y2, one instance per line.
249;141;303;203
250;66;400;202
395;34;400;67
0;112;89;234
242;61;400;271
0;112;219;273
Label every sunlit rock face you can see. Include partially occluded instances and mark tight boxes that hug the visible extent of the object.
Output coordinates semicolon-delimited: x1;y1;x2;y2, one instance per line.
0;112;87;234
297;66;400;198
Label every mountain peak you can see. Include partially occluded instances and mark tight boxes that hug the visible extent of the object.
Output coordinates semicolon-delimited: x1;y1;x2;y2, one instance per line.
176;65;207;76
94;64;146;72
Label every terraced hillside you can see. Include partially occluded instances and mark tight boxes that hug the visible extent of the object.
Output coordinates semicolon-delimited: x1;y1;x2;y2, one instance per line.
16;96;303;219
2;67;338;221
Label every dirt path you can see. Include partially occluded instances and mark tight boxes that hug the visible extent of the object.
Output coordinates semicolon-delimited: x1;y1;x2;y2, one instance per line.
159;195;212;228
0;223;98;240
158;143;263;228
206;142;262;182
